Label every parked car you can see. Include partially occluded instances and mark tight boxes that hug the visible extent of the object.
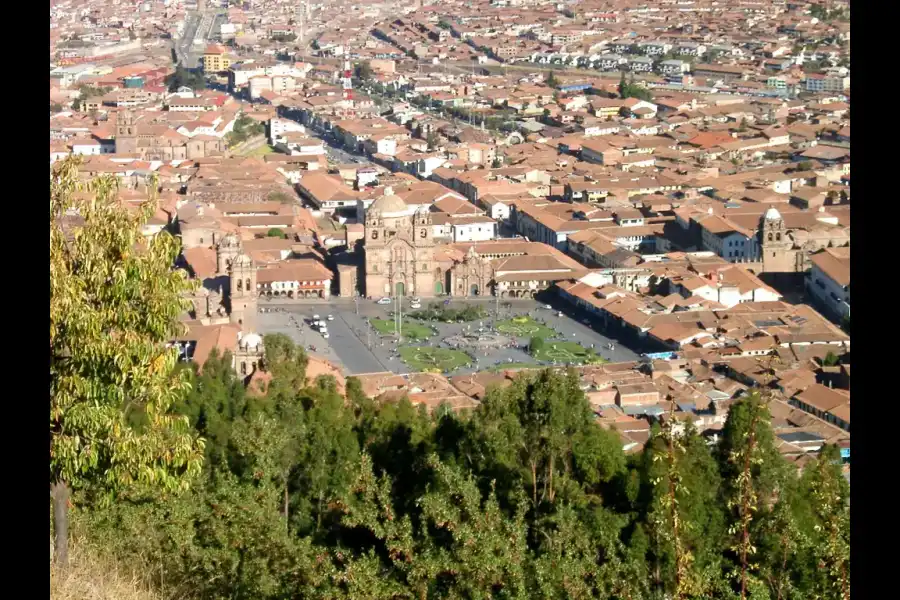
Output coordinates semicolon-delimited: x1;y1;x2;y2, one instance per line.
377;297;392;305
322;332;330;339
410;302;422;310
327;314;335;321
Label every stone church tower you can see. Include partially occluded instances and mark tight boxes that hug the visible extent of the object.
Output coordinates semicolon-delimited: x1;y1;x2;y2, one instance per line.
115;110;138;154
216;232;242;276
363;189;436;298
229;251;257;331
759;207;795;273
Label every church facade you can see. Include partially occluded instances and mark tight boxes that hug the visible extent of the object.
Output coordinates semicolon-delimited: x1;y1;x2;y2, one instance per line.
361;189;587;299
363;189;439;298
115;110;225;161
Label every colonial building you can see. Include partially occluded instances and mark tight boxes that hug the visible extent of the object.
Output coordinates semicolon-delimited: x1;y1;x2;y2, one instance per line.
115;110;225;161
364;189;438;298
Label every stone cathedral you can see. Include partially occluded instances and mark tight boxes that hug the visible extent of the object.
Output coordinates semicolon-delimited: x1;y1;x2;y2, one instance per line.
363;188;439;298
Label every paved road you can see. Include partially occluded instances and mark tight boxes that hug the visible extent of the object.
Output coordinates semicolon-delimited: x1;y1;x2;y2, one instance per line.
257;297;644;375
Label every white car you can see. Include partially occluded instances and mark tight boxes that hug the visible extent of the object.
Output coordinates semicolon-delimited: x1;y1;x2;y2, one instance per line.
313;314;321;320
322;332;330;339
410;303;422;310
411;297;421;304
545;304;552;310
376;297;392;305
327;314;334;321
557;311;564;317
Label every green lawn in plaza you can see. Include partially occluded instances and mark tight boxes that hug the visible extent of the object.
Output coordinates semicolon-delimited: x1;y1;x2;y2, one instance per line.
495;316;559;339
370;318;435;341
399;346;473;373
530;341;607;365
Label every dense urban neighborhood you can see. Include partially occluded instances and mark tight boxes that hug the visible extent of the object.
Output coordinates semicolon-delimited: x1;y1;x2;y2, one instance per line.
50;1;851;598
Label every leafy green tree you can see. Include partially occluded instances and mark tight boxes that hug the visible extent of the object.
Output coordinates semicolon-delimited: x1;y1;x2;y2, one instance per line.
640;415;725;598
529;336;545;353
355;60;374;82
468;369;625;515
719;391;786;599
292;388;361;535
226;113;266;146
545;69;559;88
822;351;840;367
174;349;252;468
262;333;309;395
50;157;204;567
267;228;287;238
799;445;850;600
165;66;205;92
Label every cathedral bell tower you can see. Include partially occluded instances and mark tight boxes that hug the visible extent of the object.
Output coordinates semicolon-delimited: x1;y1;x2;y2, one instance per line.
115;110;137;154
228;251;258;332
216;232;242;275
759;207;792;273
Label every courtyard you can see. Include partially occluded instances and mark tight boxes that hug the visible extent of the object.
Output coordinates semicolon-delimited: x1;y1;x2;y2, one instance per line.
256;297;644;376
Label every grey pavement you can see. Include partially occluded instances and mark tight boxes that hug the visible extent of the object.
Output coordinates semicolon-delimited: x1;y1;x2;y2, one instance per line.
257;297;644;376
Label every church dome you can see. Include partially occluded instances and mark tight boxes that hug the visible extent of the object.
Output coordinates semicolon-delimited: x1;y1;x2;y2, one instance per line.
232;252;253;268
240;333;263;349
763;207;782;221
369;193;407;216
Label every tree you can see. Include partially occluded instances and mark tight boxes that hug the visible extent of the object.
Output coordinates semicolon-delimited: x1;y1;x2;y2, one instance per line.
174;349;251;469
226;113;266;146
164;66;204;92
267;228;287;238
822;351;840;367
426;129;440;150
718;391;786;599
529;336;545;354
355;61;374;82
799;445;850;600
640;415;725;598
545;69;559;88
50;157;205;567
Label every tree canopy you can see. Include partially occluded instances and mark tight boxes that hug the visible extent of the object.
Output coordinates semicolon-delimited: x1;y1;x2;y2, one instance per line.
50;157;204;566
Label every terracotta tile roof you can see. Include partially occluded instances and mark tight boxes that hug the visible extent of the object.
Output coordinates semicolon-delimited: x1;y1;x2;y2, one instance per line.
810;247;850;287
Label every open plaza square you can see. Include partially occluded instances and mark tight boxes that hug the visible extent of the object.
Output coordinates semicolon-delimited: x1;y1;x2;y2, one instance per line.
257;297;644;376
